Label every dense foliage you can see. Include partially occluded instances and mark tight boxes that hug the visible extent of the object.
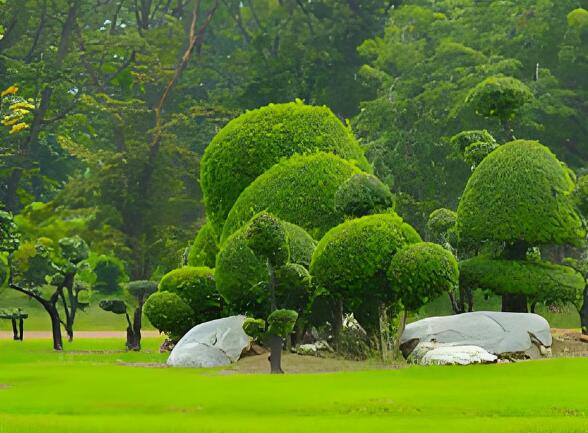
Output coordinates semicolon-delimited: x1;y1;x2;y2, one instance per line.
143;291;195;341
388;242;459;311
187;223;218;269
201;101;370;232
334;173;395;218
460;257;585;308
221;153;364;242
457;140;584;247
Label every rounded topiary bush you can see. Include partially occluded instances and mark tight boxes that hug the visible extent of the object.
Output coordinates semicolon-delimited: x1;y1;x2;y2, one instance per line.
334;173;394;218
187;223;218;268
159;266;221;323
201;101;370;232
221;153;364;242
144;291;195;340
216;220;315;316
93;255;127;294
466;75;532;120
460;257;585;306
127;280;158;300
427;208;457;244
310;212;421;312
388;242;458;310
457;140;585;247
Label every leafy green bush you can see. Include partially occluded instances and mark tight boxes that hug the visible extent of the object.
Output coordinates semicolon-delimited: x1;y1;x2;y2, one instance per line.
143;291;195;341
201;101;370;232
244;213;289;266
466;75;532;120
127;280;158;300
99;299;127;315
267;309;298;338
460;257;585;306
310;212;421;325
426;208;457;245
187;223;218;268
334;173;394;218
457;140;585;247
221;153;364;242
283;222;316;267
0;254;9;289
575;174;588;217
450;130;497;153
93;255;127;294
159;266;222;323
388;242;458;311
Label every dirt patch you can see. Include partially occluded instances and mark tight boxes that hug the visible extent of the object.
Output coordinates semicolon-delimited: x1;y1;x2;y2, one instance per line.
551;328;588;358
0;384;9;389
217;353;404;375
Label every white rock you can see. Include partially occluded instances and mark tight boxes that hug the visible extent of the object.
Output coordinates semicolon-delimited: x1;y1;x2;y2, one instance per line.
167;315;250;368
420;345;497;366
401;311;552;359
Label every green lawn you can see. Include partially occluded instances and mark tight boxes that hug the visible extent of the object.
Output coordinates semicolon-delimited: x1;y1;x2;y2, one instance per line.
1;339;588;433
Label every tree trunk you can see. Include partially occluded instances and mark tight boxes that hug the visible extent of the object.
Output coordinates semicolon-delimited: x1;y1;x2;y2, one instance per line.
580;286;588;336
266;335;284;374
128;305;143;351
393;310;408;360
502;294;528;313
331;298;343;351
46;305;63;351
378;304;390;362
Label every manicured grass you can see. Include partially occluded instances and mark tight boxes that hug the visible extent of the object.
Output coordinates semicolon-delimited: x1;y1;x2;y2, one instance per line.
1;339;588;432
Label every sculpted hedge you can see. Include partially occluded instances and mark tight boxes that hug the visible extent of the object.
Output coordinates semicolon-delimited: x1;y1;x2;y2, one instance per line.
201;101;370;232
187;223;218;268
457;140;584;247
221;153;364;242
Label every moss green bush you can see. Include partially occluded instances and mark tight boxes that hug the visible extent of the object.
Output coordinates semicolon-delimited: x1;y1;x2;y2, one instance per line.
159;266;221;323
450;129;497;153
457;140;585;247
388;242;458;311
466;75;532;120
244;213;289;267
267;309;298;338
143;291;195;340
216;218;315;316
310;212;421;323
201;101;370;232
334;173;394;218
187;223;218;268
460;257;585;306
426;208;457;245
221;153;364;242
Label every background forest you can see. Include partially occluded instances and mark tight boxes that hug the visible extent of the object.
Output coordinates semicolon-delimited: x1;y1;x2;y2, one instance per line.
1;0;587;282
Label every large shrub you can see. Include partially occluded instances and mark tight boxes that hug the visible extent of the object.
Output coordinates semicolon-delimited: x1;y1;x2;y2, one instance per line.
310;212;421;327
460;257;585;307
388;242;459;310
93;255;127;294
216;217;315;317
159;266;222;323
426;208;457;245
187;223;218;268
144;291;194;341
457;140;584;247
201;101;370;232
221;153;364;242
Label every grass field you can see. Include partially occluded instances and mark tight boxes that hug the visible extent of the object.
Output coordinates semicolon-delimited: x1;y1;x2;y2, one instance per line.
1;338;588;433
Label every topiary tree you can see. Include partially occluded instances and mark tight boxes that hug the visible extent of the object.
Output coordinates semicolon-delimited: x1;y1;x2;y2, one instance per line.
466;75;532;139
243;309;298;374
450;129;498;169
457;140;585;312
99;280;157;351
334;173;394;218
310;212;422;356
159;266;222;324
200;101;370;233
221;153;364;242
232;212;310;373
426;208;457;247
216;217;315;318
388;242;459;340
92;255;127;294
187;223;218;268
144;291;195;342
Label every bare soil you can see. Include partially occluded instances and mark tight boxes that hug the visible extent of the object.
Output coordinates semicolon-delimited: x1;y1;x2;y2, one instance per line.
551;328;588;357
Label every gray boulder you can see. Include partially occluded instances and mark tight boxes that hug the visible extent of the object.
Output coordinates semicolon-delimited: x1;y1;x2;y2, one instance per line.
401;311;552;360
167;315;251;368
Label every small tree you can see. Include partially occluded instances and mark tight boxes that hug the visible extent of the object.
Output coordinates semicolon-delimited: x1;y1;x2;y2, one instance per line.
466;75;532;139
6;229;91;350
457;140;585;312
144;291;195;342
99;280;157;350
